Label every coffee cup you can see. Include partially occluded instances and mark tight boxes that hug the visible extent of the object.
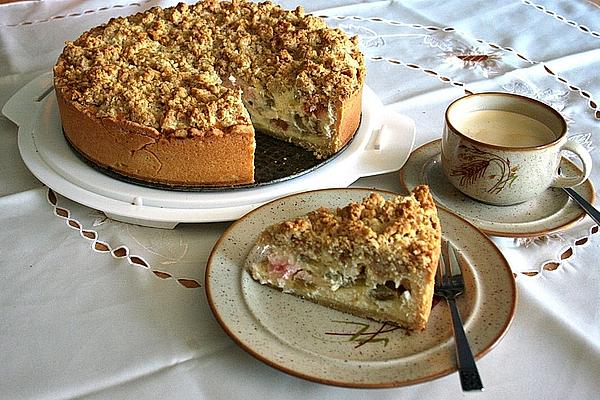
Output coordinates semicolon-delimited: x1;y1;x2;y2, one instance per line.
441;92;592;206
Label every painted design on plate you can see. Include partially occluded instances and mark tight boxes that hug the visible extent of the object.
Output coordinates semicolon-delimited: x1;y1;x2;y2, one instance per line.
325;320;402;348
323;298;442;348
450;145;519;194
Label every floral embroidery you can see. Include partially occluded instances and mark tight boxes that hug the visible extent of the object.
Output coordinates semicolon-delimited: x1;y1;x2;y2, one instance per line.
569;132;594;152
88;210;190;265
450;145;519;194
90;210;112;227
513;234;563;248
338;24;385;48
125;225;189;265
425;33;503;78
502;79;570;116
47;189;201;289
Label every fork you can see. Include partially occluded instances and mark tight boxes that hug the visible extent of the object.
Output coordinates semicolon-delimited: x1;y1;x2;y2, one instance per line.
435;240;484;392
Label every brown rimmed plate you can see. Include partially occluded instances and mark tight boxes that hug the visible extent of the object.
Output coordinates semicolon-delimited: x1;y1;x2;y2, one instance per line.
205;188;516;388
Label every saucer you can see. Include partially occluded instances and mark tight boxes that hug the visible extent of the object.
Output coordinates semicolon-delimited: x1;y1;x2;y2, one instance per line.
399;139;596;237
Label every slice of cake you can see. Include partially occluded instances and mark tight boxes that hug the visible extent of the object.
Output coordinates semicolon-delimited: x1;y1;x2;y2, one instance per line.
245;186;442;330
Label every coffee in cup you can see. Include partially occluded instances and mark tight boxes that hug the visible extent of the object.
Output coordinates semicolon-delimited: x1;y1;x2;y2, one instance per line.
442;92;592;206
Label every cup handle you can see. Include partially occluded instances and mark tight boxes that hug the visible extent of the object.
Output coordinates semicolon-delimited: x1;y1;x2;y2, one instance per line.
551;140;593;188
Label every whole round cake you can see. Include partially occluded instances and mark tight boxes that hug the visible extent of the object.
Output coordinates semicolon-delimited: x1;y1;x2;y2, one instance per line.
53;0;365;187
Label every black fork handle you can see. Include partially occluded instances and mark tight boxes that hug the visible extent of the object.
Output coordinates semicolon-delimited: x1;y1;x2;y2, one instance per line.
447;297;484;391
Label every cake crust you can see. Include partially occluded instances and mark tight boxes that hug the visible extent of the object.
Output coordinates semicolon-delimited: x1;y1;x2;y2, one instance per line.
333;90;363;154
56;87;255;186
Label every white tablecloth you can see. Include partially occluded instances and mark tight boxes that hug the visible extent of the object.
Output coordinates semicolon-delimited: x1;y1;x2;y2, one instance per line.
1;1;599;399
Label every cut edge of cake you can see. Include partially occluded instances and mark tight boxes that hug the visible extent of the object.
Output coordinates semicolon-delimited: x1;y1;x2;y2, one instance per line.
245;186;442;330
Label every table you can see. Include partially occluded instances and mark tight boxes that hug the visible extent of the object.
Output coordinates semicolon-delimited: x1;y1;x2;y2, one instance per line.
1;1;599;399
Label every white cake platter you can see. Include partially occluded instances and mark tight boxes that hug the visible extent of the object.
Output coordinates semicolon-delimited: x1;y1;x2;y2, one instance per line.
3;72;415;228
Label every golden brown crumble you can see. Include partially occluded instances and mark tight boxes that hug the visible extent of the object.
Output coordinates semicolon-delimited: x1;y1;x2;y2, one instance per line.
257;186;441;286
53;0;365;138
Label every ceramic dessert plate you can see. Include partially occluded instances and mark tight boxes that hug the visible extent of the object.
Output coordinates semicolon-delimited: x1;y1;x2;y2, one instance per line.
205;188;516;388
400;140;596;237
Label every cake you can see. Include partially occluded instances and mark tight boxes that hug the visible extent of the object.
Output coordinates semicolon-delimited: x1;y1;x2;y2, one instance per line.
53;0;365;187
245;186;442;330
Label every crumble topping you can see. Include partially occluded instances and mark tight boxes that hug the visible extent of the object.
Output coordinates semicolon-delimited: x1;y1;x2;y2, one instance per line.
256;186;441;288
53;0;365;138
